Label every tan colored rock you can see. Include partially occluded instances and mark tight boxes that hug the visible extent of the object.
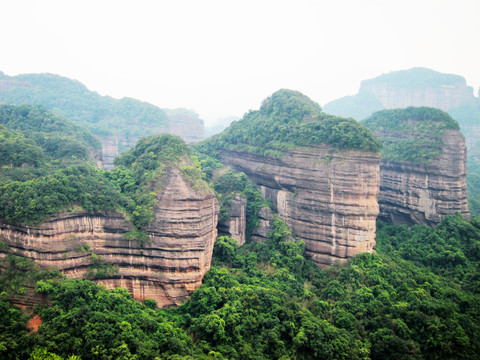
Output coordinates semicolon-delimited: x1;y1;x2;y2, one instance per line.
250;207;274;243
218;146;380;267
0;169;219;307
217;194;247;246
377;130;470;226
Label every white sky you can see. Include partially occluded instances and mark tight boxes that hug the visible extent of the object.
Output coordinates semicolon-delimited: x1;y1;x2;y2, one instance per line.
0;0;479;125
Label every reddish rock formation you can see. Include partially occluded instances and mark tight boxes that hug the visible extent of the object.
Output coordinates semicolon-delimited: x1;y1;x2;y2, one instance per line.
27;314;42;333
0;169;219;307
218;146;380;266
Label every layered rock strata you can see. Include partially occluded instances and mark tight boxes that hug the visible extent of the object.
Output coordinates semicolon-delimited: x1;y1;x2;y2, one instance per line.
217;194;247;247
219;146;380;266
377;130;470;226
0;168;219;307
250;207;274;243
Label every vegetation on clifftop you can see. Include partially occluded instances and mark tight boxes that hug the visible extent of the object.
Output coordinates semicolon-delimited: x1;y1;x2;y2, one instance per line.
0;104;101;161
108;134;209;230
363;107;460;163
0;105;206;226
0;105;121;224
201;89;382;157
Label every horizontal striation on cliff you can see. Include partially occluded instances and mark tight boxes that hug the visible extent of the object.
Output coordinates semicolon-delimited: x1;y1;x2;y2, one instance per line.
0;168;219;307
219;145;380;266
377;130;470;226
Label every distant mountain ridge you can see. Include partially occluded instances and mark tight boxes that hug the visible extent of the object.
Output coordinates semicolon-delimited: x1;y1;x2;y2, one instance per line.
0;71;204;168
324;67;480;151
323;67;480;216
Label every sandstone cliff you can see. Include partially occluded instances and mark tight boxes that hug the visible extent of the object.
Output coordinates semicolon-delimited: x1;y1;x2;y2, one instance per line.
164;108;205;144
203;89;381;266
364;108;470;226
217;194;247;247
249;206;273;243
362;79;474;112
218;146;380;266
0;169;218;307
0;134;219;307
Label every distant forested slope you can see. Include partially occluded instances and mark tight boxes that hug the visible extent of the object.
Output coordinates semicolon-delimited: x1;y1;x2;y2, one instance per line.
0;71;204;141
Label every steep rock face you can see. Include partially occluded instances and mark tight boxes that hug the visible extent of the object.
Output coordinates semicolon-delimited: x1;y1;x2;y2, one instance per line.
166;111;204;144
218;146;380;266
362;82;474;112
250;207;274;243
217;194;247;246
377;130;470;226
0;169;219;307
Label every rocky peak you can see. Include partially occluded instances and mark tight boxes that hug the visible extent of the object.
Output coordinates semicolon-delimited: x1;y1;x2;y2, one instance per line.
364;107;470;226
204;89;381;266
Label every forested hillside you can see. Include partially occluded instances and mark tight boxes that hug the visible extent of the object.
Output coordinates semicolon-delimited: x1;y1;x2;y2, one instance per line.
1;213;479;359
0;72;170;138
0;104;201;230
363;107;459;164
1;86;479;360
203;89;381;158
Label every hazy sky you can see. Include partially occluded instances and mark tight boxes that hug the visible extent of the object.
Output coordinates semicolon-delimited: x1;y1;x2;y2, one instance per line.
1;0;479;125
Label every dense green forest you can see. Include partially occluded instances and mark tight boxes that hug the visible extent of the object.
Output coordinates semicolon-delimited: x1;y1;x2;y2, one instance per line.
201;89;381;157
1;84;479;359
0;104;101;161
0;72;176;138
363;107;460;164
0;105;203;227
1;213;479;359
0;105;122;224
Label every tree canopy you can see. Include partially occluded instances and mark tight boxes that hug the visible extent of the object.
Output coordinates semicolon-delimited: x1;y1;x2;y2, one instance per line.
363;106;460;163
200;89;381;157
